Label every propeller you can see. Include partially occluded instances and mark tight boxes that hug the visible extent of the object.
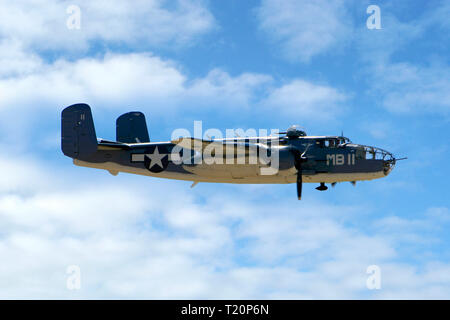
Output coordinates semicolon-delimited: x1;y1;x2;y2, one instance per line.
292;144;311;200
296;167;302;200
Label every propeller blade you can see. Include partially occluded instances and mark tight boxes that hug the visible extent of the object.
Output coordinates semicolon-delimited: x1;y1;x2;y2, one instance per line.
297;170;302;200
291;148;307;200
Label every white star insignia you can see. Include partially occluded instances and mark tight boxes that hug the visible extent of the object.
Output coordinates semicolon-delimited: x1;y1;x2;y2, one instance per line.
146;146;167;169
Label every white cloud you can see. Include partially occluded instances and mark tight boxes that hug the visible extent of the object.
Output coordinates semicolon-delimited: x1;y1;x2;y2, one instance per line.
257;0;353;62
356;8;450;115
0;49;347;130
426;207;450;222
188;69;273;107
0;51;269;113
359;120;393;140
0;40;43;78
0;52;185;112
376;62;450;114
422;1;450;31
0;155;449;298
356;13;424;65
0;0;448;300
0;0;215;53
262;79;348;120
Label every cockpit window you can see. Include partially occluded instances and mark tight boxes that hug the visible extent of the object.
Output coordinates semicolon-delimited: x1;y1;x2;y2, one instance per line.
323;139;337;148
315;137;350;148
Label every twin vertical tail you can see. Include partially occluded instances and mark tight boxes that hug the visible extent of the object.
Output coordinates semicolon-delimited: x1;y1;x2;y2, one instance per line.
116;112;150;143
61;103;98;159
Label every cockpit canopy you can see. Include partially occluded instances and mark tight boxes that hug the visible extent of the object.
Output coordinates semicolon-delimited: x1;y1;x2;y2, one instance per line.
314;136;351;147
337;136;351;144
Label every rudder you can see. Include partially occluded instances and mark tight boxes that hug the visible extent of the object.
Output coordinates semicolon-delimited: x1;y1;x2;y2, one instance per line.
116;111;150;143
61;103;97;158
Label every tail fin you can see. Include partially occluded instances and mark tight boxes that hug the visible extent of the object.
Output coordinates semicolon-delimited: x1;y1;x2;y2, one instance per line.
116;111;150;143
61;103;97;159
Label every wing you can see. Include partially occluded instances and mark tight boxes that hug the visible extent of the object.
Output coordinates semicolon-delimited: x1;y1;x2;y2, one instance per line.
170;137;215;150
171;137;268;157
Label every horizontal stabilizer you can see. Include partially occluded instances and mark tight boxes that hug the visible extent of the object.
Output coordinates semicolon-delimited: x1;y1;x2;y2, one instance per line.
97;139;131;150
116;112;150;143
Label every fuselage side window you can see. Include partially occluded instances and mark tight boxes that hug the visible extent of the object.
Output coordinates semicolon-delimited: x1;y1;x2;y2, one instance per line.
316;139;325;148
329;139;336;148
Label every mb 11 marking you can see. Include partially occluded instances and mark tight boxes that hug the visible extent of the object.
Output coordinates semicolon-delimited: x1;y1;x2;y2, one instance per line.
327;153;355;166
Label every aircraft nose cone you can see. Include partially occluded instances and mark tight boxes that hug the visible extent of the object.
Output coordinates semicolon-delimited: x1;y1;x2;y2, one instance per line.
382;154;396;176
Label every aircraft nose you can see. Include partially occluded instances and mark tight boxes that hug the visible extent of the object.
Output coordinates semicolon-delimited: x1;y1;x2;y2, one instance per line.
383;157;395;175
358;144;396;176
379;147;397;176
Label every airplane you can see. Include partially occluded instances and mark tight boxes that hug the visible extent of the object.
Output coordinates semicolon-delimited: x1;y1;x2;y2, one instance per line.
61;103;405;200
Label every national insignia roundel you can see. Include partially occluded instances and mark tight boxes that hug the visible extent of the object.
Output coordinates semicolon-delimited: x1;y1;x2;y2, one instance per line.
143;145;169;173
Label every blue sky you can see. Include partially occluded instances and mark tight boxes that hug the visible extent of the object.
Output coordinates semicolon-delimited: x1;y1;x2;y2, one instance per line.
0;0;449;298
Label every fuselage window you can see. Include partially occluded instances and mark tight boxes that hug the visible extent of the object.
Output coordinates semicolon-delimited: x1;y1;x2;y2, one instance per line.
329;139;336;148
323;139;337;148
356;149;365;160
316;140;325;148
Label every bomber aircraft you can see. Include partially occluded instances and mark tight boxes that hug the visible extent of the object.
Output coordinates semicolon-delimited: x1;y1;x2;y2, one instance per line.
61;104;404;200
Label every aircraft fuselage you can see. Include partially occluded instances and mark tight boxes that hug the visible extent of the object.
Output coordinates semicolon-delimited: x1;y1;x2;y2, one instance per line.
62;103;400;199
73;136;393;184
